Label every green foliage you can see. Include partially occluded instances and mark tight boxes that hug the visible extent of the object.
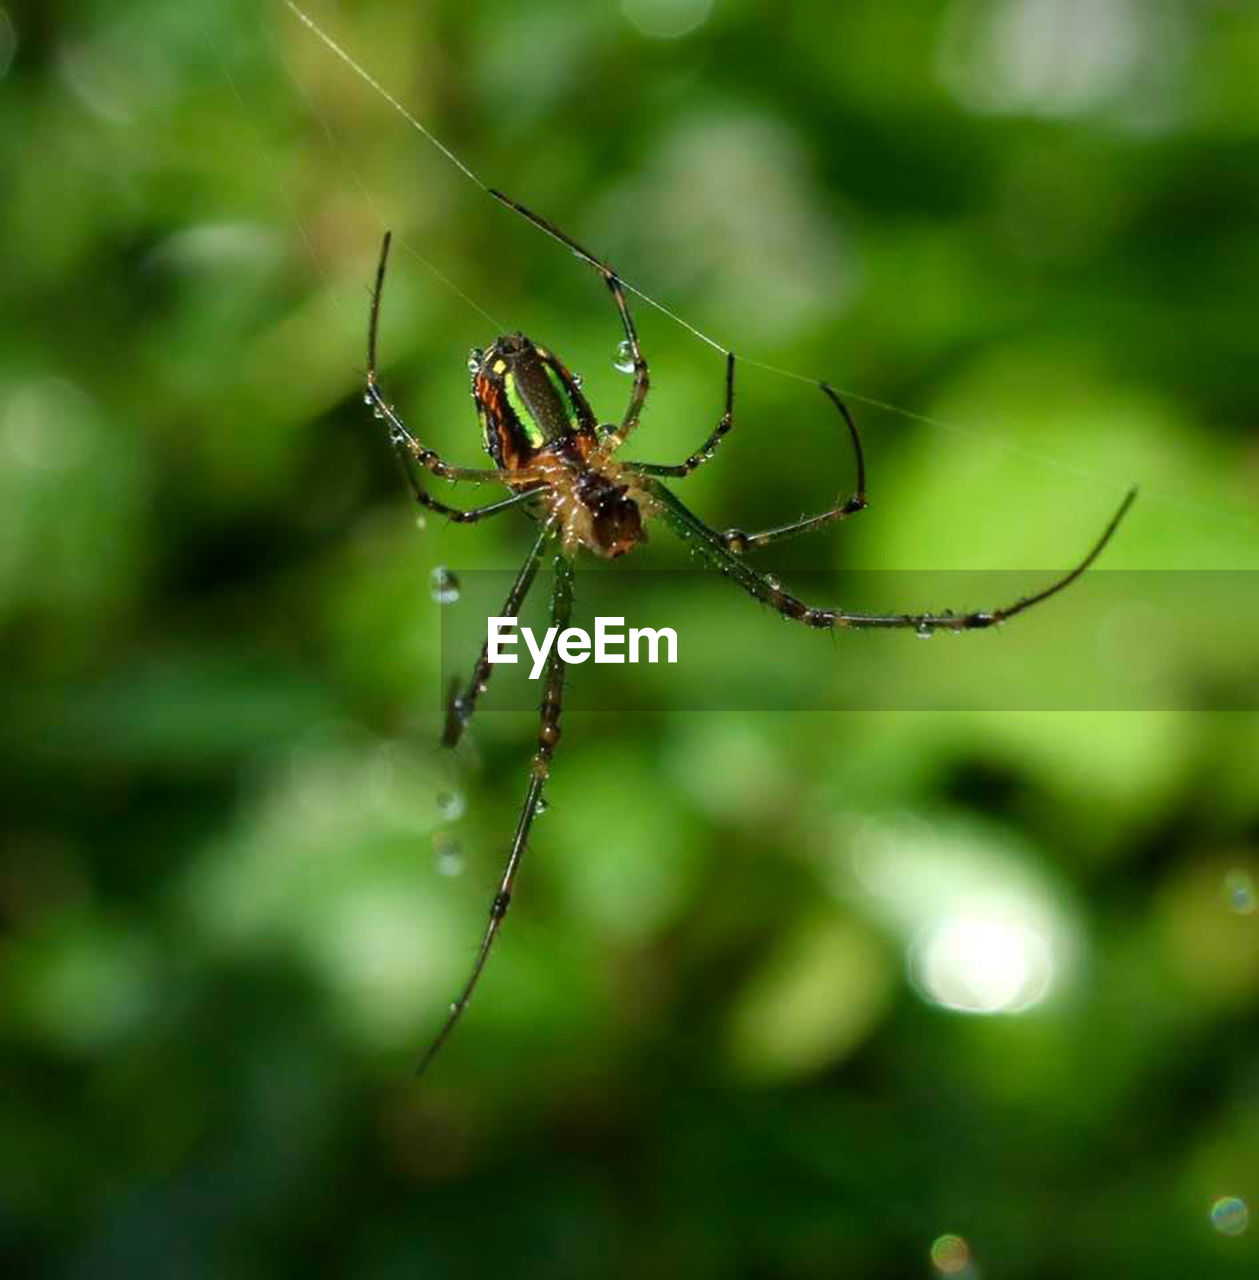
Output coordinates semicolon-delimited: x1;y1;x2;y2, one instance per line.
1;1;1257;1276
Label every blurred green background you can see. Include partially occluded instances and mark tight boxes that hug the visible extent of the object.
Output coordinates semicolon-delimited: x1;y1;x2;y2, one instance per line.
2;0;1258;1276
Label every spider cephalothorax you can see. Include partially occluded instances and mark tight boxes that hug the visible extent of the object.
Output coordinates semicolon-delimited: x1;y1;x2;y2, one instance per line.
362;199;1135;1077
469;332;653;558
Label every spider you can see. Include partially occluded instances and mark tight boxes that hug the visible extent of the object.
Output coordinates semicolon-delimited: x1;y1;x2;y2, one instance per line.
364;190;1137;1076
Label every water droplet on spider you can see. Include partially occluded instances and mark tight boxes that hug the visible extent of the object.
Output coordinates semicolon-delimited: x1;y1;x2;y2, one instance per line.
572;373;584;389
433;834;464;877
467;347;483;373
613;340;635;374
449;1001;459;1014
430;566;460;605
533;795;549;817
916;621;933;638
436;790;466;821
362;391;373;406
372;405;385;420
764;574;781;591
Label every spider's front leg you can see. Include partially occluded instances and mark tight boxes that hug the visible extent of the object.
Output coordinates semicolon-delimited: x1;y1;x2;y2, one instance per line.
719;384;868;552
624;369;868;554
367;232;513;520
487;190;650;454
416;551;575;1077
623;352;737;480
633;379;866;552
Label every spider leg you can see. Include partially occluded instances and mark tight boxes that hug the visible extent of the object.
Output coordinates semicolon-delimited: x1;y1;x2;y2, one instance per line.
416;550;575;1077
367;231;502;485
622;352;737;479
443;525;552;748
649;478;1137;633
718;385;868;551
626;377;868;550
391;438;540;523
487;191;650;454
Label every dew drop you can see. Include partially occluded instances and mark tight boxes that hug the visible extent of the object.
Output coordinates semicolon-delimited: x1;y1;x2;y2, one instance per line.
572;373;584;389
449;1001;459;1014
415;514;428;531
467;347;483;373
764;574;781;591
362;390;374;406
916;621;933;638
613;340;635;374
436;790;466;822
433;833;464;877
534;795;549;817
430;566;461;605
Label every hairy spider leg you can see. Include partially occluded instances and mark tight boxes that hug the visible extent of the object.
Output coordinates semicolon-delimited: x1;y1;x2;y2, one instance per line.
650;479;1137;633
626;376;870;550
487;191;650;457
416;551;575;1077
368;231;540;521
717;384;868;551
443;525;552;748
623;351;738;479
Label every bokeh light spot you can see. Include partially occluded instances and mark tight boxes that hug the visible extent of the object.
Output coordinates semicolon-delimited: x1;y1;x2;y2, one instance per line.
1211;1196;1250;1237
845;816;1075;1018
937;0;1163;122
3;379;97;472
622;0;713;40
931;1233;972;1274
1224;869;1255;916
914;911;1053;1014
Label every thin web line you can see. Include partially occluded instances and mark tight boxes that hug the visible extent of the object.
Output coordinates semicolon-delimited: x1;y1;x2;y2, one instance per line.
279;0;1256;539
280;0;727;359
267;14;503;332
211;16;339;311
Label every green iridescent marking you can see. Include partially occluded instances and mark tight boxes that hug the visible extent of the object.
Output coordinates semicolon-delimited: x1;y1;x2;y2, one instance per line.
544;364;571;409
502;372;547;447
